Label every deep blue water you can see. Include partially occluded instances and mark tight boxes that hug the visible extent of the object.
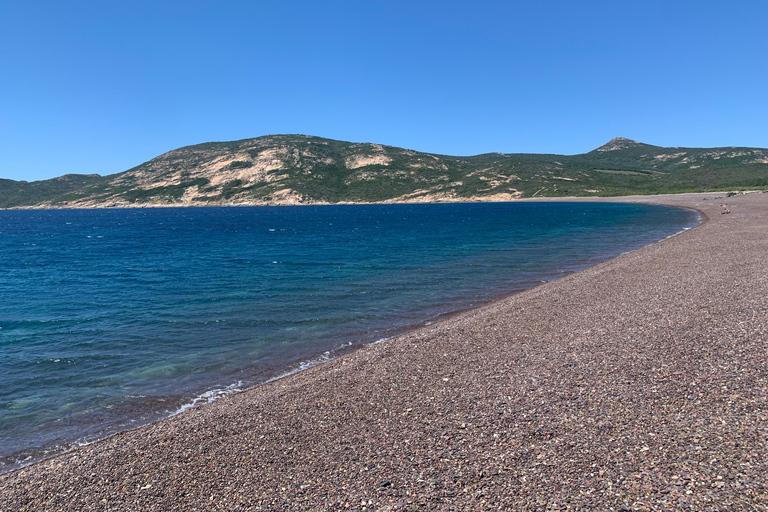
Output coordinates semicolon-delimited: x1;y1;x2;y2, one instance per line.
0;202;699;472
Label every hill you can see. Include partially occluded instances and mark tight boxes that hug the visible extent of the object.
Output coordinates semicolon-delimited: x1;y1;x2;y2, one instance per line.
1;135;766;208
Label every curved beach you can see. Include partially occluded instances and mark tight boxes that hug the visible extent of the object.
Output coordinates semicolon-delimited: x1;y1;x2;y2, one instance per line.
2;192;767;510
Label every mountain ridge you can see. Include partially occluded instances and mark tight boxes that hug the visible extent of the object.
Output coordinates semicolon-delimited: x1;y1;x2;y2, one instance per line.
1;135;767;208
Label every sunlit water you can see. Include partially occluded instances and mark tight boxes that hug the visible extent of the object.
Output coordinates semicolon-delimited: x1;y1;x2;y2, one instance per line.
0;202;699;472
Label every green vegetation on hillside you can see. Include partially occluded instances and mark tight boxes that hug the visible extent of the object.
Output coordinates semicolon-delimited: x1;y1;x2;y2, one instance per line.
1;136;766;208
0;174;104;208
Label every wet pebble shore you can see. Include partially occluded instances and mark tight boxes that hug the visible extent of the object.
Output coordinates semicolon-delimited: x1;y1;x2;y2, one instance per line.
2;192;767;511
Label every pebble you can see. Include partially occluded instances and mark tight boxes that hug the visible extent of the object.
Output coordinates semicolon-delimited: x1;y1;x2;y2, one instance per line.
2;193;768;511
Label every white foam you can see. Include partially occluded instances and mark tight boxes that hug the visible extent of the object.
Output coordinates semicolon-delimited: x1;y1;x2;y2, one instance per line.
266;341;356;383
173;381;244;414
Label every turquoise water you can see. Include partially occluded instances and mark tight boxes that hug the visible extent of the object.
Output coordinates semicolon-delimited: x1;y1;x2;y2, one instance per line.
0;202;699;472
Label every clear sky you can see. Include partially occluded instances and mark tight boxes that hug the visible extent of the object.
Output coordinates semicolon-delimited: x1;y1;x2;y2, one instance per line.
1;1;766;181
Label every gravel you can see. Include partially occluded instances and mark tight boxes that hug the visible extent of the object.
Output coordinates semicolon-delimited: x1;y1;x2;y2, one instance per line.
2;192;767;511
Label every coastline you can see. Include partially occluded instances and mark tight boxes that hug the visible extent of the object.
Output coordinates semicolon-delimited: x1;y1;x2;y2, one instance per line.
3;192;767;510
3;189;763;211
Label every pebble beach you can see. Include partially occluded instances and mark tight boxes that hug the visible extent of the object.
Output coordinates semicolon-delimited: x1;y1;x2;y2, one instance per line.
2;192;767;511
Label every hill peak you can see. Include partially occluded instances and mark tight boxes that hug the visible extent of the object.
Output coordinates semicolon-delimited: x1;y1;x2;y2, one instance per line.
596;137;642;152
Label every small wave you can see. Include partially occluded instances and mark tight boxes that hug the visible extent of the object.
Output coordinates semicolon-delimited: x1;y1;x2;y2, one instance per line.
652;215;701;244
618;214;701;256
173;381;244;414
266;352;334;383
265;340;357;384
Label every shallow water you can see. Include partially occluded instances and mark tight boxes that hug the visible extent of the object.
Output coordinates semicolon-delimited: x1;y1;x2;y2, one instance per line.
0;202;699;472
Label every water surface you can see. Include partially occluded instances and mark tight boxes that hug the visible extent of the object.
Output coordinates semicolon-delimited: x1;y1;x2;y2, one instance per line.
0;202;699;472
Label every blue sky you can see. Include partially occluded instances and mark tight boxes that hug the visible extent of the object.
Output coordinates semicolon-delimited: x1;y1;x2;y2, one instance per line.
1;1;766;181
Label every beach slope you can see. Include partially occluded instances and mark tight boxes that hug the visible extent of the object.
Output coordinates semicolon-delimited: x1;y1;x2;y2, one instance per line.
2;193;767;510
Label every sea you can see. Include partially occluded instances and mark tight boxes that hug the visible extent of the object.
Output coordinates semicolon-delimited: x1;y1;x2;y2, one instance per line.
0;202;699;473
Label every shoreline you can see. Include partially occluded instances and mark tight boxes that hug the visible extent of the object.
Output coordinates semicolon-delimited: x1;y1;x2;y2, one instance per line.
3;192;767;510
2;189;764;211
0;202;698;477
